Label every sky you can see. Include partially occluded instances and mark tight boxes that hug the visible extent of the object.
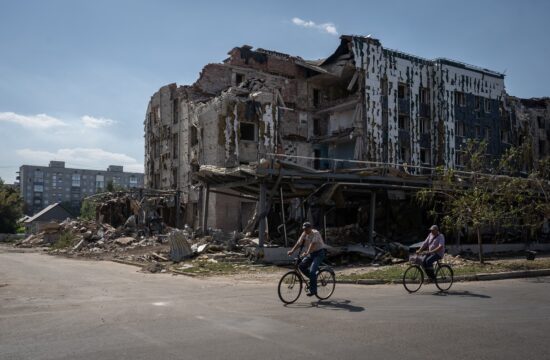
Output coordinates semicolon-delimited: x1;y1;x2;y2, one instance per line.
1;0;549;183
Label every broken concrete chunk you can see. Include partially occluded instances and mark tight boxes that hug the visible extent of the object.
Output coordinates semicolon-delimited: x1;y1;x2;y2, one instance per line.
114;237;136;246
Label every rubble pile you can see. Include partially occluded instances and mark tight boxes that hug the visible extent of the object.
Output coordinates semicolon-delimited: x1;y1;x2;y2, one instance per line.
18;218;163;256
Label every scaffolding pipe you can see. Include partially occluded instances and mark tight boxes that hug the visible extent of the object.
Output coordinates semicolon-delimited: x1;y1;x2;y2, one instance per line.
368;192;376;244
280;186;288;247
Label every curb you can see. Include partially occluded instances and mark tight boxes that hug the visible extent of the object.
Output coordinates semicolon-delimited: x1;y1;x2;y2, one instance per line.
337;269;550;285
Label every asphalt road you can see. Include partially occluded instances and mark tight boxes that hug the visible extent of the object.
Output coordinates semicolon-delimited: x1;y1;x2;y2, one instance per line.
1;247;550;360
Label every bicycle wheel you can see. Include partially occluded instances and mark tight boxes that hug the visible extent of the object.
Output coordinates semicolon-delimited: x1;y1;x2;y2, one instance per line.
315;269;336;300
403;265;424;293
435;265;453;292
278;271;303;304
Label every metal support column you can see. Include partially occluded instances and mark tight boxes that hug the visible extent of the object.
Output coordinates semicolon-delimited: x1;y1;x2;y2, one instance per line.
258;182;266;248
202;184;210;234
279;186;288;247
368;192;376;244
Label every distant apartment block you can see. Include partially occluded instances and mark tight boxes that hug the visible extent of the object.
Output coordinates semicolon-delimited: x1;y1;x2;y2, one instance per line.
18;161;144;215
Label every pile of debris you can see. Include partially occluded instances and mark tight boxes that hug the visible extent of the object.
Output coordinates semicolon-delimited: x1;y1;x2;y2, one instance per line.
18;218;164;255
16;215;260;271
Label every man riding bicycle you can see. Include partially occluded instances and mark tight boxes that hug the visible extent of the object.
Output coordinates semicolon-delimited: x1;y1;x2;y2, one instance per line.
416;225;445;280
287;222;327;297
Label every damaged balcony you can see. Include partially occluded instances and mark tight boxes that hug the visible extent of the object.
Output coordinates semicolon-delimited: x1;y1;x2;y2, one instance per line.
193;157;437;249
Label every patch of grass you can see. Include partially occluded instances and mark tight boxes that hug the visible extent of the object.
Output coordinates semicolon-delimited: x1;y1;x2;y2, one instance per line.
172;259;280;277
173;259;246;276
52;231;76;250
337;266;407;282
336;257;550;282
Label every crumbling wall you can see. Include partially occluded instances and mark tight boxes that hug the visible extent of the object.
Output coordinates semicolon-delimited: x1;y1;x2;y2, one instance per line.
507;96;550;162
350;36;506;169
435;63;506;167
351;38;431;166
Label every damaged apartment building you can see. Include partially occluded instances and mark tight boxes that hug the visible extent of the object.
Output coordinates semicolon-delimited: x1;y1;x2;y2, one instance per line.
144;35;550;241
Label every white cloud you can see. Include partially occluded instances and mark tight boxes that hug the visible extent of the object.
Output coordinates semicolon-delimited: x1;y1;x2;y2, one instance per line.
0;112;67;129
81;115;116;128
291;17;338;35
16;148;143;172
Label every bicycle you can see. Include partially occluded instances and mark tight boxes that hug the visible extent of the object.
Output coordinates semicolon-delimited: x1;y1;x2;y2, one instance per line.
277;255;336;304
402;253;454;293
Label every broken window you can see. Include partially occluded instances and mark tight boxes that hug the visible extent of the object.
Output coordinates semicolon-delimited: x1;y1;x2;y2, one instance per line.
313;89;321;107
314;149;321;170
398;83;408;99
420;87;430;104
455;91;466;107
484;98;491;113
420;148;431;165
455;121;465;137
400;146;410;163
71;173;80;187
240;122;256;141
191;126;198;146
474;96;481;111
313;118;327;136
173;99;179;124
172;133;179;159
475;125;481;138
172;168;178;189
500;129;509;143
456;151;465;166
398;114;409;131
235;73;245;85
484;127;490;141
420;117;431;134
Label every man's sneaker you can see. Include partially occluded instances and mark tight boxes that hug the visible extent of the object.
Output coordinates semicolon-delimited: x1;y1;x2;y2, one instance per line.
306;292;317;297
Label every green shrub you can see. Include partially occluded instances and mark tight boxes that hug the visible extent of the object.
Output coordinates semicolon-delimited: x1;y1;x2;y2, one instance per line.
52;231;76;249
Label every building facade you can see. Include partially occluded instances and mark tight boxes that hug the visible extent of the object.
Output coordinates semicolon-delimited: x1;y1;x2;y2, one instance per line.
144;35;550;231
18;161;144;215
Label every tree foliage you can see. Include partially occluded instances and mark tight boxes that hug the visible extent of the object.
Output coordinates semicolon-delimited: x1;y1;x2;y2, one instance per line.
80;198;97;221
0;179;23;233
417;140;549;263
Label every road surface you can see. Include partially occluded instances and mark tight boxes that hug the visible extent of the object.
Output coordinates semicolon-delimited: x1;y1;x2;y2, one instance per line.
1;247;549;360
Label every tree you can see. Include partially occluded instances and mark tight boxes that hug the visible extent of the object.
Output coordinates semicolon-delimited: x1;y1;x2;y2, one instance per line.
80;198;97;221
0;179;23;233
417;140;549;263
104;180;125;193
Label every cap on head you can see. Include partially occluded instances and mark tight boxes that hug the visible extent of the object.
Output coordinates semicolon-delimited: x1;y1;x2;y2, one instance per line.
302;222;312;230
429;225;439;231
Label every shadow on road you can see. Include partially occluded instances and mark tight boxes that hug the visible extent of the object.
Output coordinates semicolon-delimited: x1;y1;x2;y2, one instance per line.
283;299;365;312
314;299;365;312
431;290;491;299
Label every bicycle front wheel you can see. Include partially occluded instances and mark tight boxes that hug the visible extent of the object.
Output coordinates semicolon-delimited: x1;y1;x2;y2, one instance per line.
315;269;336;300
403;265;424;293
278;271;303;304
435;265;454;292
